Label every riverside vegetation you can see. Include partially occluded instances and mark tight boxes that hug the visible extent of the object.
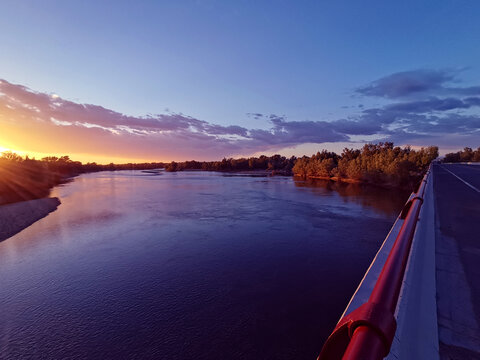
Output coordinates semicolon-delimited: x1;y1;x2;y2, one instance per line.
164;154;296;175
0;152;164;205
292;143;439;189
0;142;441;205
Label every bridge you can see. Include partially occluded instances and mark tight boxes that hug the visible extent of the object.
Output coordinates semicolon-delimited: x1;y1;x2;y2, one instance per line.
317;163;480;360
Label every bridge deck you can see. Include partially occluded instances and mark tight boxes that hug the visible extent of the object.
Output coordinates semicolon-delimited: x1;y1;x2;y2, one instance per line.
433;163;480;359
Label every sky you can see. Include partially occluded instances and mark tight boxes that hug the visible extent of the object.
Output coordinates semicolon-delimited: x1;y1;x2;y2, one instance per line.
0;0;479;163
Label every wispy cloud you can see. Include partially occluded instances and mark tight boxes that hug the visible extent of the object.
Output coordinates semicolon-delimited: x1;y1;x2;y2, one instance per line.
0;79;350;160
0;69;479;162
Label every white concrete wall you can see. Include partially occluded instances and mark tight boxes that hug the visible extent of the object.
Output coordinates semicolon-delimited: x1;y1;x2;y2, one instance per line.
386;173;439;359
336;173;439;359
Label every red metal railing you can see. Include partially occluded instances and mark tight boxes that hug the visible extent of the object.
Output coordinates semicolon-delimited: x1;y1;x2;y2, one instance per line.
318;167;431;360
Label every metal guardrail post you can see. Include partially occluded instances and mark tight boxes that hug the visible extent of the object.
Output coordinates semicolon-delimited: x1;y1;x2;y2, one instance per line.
318;166;431;360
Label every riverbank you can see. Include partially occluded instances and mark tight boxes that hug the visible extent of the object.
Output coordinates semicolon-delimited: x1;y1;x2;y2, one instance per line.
0;197;61;242
0;153;164;206
299;175;362;184
221;169;291;177
294;174;418;190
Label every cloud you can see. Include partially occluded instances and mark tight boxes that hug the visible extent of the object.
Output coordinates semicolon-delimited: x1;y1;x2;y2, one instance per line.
1;70;479;162
0;79;349;160
356;69;480;99
385;97;475;113
248;116;349;145
348;69;480;146
246;112;264;120
329;118;381;136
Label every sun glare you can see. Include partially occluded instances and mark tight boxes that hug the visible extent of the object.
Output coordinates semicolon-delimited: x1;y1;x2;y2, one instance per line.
0;146;16;154
0;144;166;164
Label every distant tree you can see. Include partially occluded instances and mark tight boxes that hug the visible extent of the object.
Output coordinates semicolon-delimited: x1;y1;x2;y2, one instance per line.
1;151;23;162
474;148;480;162
444;147;479;163
165;161;178;172
58;155;71;163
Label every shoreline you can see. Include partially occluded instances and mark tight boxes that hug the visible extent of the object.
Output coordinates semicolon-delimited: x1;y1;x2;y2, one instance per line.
171;169;293;176
294;174;415;190
301;175;362;184
0;197;61;242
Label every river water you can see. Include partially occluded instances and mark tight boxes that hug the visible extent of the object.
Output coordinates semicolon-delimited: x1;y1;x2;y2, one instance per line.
0;171;409;359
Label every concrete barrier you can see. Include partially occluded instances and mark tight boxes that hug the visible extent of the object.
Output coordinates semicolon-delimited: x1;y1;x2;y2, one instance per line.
323;171;439;359
386;171;439;359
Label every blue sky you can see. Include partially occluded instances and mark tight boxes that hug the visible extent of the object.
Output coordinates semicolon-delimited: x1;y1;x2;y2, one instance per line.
0;1;479;162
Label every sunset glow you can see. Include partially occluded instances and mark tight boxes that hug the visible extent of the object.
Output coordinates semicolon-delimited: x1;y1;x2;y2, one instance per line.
1;2;479;164
1;74;478;164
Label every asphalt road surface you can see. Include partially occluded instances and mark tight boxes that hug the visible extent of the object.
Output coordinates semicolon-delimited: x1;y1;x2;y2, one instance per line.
433;163;480;359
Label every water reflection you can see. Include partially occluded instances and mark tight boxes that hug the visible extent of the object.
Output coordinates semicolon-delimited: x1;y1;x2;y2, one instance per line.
293;177;410;217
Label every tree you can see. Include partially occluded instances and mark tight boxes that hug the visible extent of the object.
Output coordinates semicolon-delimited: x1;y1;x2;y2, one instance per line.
165;161;178;172
444;147;479;163
1;151;23;162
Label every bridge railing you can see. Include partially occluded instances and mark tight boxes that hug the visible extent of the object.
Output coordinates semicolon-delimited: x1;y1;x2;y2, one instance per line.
318;166;432;360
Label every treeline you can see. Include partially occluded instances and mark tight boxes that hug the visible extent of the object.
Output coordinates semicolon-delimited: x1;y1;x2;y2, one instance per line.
165;154;296;175
443;147;480;163
0;143;443;204
0;152;164;205
293;143;439;189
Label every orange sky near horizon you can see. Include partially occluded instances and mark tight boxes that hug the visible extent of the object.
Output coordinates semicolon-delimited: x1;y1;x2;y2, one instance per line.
0;118;170;164
0;144;160;164
0;122;466;165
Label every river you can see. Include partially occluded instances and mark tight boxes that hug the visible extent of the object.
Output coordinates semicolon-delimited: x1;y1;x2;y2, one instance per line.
0;170;409;359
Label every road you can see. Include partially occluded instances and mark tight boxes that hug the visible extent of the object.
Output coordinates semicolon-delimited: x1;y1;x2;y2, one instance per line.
433;163;480;359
